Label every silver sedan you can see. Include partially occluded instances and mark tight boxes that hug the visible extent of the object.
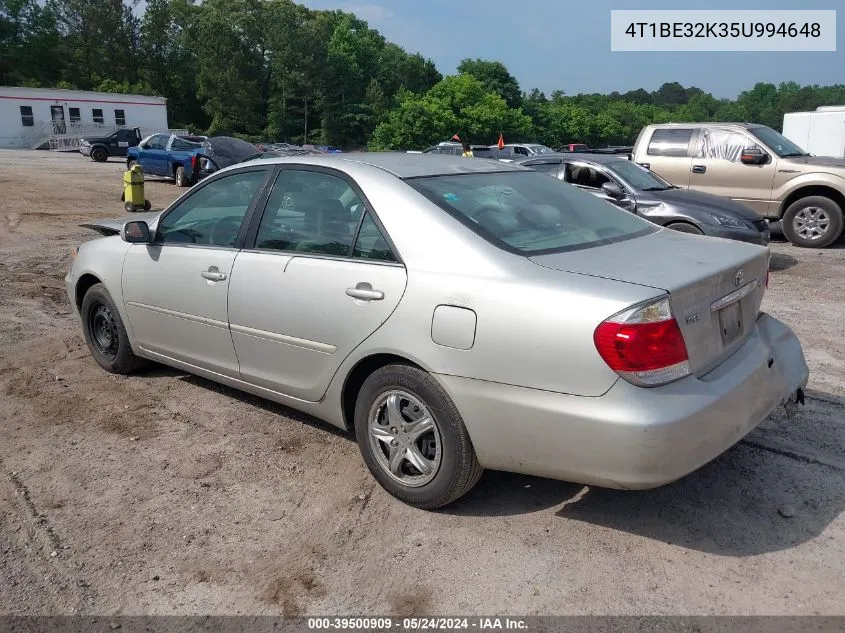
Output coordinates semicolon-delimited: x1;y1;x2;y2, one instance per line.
66;154;809;508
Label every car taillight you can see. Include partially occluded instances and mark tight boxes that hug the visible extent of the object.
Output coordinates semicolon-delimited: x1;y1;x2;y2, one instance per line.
191;155;198;169
593;297;690;387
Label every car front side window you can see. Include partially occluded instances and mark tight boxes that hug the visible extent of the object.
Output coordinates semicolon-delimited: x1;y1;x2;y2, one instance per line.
155;170;268;247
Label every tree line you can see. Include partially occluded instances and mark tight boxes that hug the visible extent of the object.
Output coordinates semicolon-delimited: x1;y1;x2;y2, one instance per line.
3;0;845;150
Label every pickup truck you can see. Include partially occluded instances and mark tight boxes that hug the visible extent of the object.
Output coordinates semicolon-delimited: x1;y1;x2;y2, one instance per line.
80;128;143;162
126;133;204;187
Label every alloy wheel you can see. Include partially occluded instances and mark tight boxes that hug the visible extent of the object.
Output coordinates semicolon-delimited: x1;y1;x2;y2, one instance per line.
367;390;442;487
793;206;831;241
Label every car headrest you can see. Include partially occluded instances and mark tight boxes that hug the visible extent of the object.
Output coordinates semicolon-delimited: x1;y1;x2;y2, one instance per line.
520;203;561;227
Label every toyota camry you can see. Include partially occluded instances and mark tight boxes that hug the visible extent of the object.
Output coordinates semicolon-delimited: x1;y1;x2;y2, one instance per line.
66;153;809;509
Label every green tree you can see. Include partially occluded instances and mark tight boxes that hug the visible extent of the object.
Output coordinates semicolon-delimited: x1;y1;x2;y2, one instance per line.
457;58;522;108
0;0;63;86
369;74;532;150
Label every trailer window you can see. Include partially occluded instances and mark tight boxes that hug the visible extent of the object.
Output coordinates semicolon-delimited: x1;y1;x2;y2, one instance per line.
69;108;81;124
92;109;104;124
114;109;126;126
20;106;34;127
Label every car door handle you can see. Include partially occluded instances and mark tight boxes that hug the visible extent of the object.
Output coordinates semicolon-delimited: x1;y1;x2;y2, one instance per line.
346;283;384;301
201;268;226;282
692;164;706;174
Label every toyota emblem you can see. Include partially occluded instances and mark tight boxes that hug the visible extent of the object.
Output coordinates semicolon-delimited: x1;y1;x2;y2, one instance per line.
734;269;744;287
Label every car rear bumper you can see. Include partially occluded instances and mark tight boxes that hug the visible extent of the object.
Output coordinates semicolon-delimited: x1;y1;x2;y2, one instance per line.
435;312;807;489
702;224;770;245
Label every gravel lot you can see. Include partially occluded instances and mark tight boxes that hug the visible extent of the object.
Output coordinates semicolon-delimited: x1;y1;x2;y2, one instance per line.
0;150;843;616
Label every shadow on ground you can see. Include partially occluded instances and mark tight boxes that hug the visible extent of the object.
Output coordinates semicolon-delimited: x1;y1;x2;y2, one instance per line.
136;365;844;558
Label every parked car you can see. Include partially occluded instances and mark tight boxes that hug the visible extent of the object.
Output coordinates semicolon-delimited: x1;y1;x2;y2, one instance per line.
66;154;807;509
501;143;556;157
632;122;845;248
193;136;260;178
126;134;204;187
557;143;589;153
422;142;490;156
514;153;770;245
240;148;322;163
80;128;143;162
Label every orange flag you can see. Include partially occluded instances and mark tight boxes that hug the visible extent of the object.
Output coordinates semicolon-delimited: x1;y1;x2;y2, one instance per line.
497;133;505;150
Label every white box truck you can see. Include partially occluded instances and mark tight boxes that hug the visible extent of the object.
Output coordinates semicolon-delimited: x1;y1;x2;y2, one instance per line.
782;106;845;158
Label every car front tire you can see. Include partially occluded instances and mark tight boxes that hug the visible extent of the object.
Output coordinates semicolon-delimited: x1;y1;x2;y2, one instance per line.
354;363;483;509
782;196;844;248
665;221;704;235
81;283;144;374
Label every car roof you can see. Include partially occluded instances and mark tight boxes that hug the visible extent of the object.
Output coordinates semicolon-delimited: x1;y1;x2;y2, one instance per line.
646;122;760;130
512;152;624;165
244;152;526;179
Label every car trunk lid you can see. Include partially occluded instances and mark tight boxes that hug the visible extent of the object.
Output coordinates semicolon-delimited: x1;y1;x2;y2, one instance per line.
530;229;769;377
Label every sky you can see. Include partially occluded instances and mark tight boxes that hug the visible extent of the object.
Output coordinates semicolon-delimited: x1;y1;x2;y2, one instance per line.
298;0;844;99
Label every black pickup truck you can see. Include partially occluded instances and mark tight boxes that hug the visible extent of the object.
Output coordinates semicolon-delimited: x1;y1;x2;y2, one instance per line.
79;128;143;162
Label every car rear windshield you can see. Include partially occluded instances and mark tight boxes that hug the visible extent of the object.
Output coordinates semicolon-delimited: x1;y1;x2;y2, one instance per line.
406;171;657;255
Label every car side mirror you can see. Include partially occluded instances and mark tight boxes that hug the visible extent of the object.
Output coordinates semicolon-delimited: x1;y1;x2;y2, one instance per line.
741;147;768;165
121;220;152;244
601;181;625;199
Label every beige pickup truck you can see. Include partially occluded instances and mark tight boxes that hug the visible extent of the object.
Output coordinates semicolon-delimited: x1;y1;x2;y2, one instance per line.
631;122;845;248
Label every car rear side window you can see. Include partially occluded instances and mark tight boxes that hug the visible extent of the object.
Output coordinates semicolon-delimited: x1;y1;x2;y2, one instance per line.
353;212;396;262
407;171;656;255
254;170;360;257
647;128;693;157
526;161;562;176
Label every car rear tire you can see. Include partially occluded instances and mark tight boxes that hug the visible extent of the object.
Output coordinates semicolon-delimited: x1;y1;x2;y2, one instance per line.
665;222;704;235
354;364;483;509
175;165;188;187
81;283;145;375
91;147;108;162
782;196;844;249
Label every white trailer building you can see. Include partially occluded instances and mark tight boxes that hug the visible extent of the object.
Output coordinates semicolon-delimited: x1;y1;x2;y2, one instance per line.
0;86;171;150
782;106;845;159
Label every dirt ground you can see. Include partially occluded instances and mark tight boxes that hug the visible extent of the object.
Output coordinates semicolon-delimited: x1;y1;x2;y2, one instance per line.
0;149;843;616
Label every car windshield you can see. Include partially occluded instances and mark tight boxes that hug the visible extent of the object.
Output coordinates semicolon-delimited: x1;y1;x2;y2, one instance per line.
749;125;808;157
606;159;675;191
528;144;555;154
407;171;656;255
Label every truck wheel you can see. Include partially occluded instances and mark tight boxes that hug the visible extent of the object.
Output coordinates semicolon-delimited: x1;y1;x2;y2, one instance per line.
91;147;108;162
782;196;844;248
175;165;188;187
